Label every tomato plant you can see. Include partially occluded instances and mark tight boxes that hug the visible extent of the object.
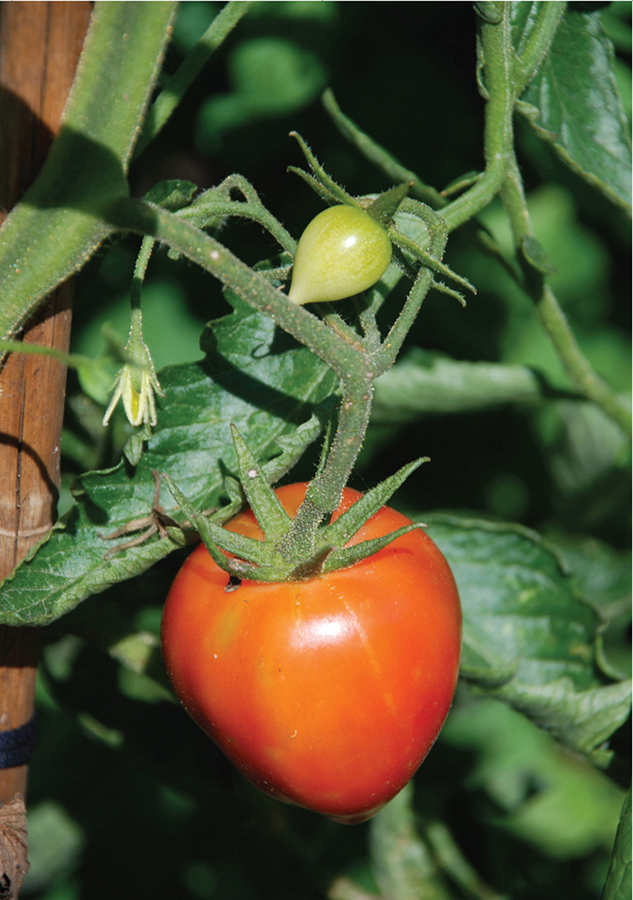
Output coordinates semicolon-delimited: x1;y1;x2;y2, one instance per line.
0;3;629;898
161;483;462;823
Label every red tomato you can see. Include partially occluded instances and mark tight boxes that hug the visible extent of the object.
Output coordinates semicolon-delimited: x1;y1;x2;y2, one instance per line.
161;483;461;823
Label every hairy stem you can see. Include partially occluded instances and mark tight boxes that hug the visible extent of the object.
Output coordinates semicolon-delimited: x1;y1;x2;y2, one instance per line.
107;195;377;531
501;158;631;437
512;1;566;96
134;1;254;156
442;4;515;232
322;88;445;208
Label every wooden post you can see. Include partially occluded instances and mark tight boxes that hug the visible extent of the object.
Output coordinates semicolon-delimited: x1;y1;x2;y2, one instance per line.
0;4;92;896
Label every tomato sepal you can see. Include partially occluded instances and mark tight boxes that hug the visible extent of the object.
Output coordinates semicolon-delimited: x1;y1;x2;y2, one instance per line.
320;521;426;574
165;448;434;583
162;474;270;570
288;131;355;207
312;456;428;549
286;166;344;208
165;429;433;583
230;424;293;542
387;204;477;300
363;181;412;226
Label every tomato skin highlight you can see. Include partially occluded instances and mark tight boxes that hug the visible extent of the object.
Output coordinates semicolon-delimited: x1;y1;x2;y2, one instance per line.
161;483;461;823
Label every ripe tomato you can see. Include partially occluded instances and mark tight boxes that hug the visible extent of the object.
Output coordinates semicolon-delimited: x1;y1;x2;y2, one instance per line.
161;483;461;823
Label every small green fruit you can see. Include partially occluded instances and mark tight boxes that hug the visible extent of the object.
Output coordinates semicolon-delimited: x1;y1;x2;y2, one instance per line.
288;205;392;305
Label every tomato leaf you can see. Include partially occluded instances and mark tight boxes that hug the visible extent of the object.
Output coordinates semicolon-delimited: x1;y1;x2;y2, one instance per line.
602;788;632;900
0;2;178;341
515;7;632;212
370;782;448;899
372;349;558;421
0;304;338;626
143;179;199;211
424;513;632;762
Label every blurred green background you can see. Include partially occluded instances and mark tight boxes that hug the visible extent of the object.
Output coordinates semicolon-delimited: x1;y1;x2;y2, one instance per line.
22;3;631;899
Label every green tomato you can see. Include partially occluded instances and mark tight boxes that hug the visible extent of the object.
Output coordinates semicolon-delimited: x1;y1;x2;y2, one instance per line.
288;205;392;305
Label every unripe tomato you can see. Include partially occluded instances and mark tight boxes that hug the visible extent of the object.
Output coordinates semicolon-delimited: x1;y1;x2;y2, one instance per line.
288;205;392;305
161;483;461;823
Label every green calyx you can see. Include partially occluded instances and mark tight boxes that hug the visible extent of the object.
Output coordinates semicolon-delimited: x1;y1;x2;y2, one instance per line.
363;182;412;226
289;131;410;228
164;425;427;584
288;131;476;305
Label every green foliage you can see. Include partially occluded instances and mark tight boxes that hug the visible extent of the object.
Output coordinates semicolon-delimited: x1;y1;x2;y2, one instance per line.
0;2;177;340
514;5;632;211
602;788;632;900
0;298;337;625
0;2;629;899
195;1;337;151
425;514;630;762
442;700;624;859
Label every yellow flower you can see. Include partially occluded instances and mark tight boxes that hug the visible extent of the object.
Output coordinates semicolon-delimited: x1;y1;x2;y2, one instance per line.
102;338;163;428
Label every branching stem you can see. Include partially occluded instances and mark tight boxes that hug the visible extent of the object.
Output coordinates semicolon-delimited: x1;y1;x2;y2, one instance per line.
134;1;254;157
442;5;515;232
107;195;377;548
500;158;632;437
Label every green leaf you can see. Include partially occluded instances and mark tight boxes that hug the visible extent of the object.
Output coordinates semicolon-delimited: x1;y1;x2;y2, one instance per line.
423;513;632;760
521;234;558;275
143;179;199;211
135;1;255;156
0;2;177;340
372;349;556;422
544;532;631;682
25;802;84;894
196;34;327;150
516;8;632;211
541;399;631;499
370;782;451;900
442;699;625;860
0;302;338;626
603;788;632;900
547;533;632;620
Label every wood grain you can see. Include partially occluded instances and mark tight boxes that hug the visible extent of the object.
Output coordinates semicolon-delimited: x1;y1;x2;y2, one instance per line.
0;1;92;808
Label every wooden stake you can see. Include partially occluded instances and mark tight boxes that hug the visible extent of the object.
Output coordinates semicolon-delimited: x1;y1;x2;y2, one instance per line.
0;4;91;895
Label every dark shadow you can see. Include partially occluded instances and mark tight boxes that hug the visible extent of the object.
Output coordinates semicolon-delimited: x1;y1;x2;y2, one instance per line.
191;310;339;430
20;124;129;214
0;84;54;211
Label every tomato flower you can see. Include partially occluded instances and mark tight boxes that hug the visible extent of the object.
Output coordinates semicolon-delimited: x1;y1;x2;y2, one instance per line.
102;333;163;428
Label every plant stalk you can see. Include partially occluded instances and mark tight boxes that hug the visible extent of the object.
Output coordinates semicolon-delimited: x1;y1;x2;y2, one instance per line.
442;4;515;231
500;158;632;437
108;195;377;529
134;0;254;157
